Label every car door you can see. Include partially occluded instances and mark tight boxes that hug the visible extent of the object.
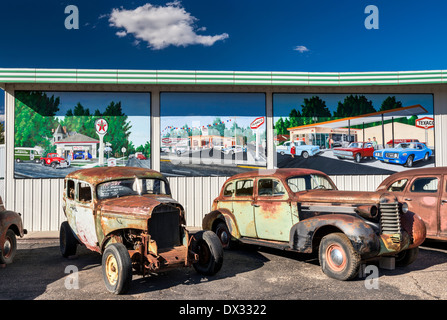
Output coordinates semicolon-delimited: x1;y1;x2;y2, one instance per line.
403;175;440;238
439;175;447;238
253;178;292;242
74;181;99;251
232;179;257;238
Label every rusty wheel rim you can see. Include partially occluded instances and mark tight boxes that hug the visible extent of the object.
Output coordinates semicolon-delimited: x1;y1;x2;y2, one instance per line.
325;244;346;272
105;254;119;286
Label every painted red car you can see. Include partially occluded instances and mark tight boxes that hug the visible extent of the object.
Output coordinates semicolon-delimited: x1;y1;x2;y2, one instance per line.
135;152;147;160
333;142;375;163
41;153;70;168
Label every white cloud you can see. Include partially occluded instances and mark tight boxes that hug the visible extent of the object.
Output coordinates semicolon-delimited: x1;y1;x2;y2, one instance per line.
294;45;310;53
108;2;229;50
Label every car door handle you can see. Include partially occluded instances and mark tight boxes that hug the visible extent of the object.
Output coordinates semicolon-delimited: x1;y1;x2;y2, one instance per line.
404;198;412;201
442;200;447;204
252;204;260;207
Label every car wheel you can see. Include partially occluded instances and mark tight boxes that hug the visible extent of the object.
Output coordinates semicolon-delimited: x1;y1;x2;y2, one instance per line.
355;153;361;163
191;231;223;276
280;151;285;155
50;162;58;168
302;151;309;159
319;232;360;281
0;229;17;264
424;153;429;161
405;155;414;167
15;158;21;163
59;221;78;258
102;243;132;295
395;247;419;267
214;221;235;250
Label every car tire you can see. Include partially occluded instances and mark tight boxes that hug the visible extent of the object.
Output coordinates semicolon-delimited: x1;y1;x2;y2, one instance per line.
214;221;235;250
319;232;360;281
102;243;132;295
405;155;414;167
355;153;361;163
60;221;78;258
395;247;419;267
51;162;58;169
302;151;309;159
280;151;285;155
424;153;429;161
0;229;17;264
191;231;223;276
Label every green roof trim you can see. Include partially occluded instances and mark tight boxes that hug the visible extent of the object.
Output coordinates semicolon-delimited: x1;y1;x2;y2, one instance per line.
0;68;446;86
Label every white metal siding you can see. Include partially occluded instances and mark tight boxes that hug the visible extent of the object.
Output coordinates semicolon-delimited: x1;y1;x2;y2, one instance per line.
6;175;388;232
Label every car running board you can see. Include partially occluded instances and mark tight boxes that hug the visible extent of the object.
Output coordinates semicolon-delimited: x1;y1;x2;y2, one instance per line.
239;237;292;251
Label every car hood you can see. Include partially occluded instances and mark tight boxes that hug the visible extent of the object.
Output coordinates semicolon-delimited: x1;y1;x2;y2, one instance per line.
99;195;180;217
334;148;358;152
295;189;383;205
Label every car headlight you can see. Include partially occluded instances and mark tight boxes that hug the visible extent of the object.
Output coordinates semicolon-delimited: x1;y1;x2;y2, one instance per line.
402;202;409;213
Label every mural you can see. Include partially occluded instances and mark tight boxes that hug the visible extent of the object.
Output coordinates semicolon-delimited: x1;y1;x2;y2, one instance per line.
274;93;434;175
160;92;266;177
14;91;151;178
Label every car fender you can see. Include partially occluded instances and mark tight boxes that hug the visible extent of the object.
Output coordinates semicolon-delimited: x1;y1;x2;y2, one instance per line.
289;214;380;258
202;209;241;239
0;210;26;244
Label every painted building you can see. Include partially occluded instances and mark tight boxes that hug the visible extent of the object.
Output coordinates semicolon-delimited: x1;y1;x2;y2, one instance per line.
1;68;447;232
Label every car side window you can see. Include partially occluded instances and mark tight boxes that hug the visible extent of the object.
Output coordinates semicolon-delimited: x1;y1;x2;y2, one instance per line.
78;182;92;203
235;180;253;197
223;182;234;197
410;177;438;193
67;180;75;200
388;179;408;192
258;179;286;196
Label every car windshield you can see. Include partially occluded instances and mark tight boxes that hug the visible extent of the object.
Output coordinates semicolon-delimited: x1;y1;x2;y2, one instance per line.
348;142;363;148
396;143;415;149
286;174;335;192
96;178;170;200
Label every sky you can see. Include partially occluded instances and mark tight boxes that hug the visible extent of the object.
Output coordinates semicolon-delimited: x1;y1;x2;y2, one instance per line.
1;0;447;115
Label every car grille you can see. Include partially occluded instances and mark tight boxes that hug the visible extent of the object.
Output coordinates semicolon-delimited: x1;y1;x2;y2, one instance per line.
334;150;352;156
148;204;181;249
380;202;401;238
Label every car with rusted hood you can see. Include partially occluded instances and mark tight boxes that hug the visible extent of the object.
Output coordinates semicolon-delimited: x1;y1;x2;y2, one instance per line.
333;142;375;163
61;166;223;294
377;167;447;241
202;168;426;281
0;196;27;264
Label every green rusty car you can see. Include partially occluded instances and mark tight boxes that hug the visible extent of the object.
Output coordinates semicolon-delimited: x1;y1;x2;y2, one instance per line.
202;168;426;281
60;167;223;294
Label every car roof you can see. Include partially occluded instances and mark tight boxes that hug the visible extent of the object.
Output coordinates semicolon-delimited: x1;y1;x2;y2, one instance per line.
380;167;447;186
226;168;328;181
65;166;165;185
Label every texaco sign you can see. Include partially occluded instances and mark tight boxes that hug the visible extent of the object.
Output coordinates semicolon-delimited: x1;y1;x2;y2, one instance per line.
415;117;434;129
95;118;109;135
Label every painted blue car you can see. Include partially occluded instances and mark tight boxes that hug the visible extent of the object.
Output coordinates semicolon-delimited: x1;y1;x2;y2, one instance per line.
73;151;92;159
276;140;320;158
373;142;432;167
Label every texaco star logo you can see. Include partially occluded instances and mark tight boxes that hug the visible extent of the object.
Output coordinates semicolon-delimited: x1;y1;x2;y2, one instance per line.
95;118;108;135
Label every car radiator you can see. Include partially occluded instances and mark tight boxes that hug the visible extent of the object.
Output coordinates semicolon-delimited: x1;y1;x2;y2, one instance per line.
379;201;402;242
148;204;181;249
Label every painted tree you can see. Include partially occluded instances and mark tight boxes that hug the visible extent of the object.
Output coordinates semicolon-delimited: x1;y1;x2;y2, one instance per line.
14;91;60;150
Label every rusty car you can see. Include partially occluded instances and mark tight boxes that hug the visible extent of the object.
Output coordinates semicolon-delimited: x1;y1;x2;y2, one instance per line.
0;196;27;264
60;167;223;294
202;168;426;281
377;167;447;240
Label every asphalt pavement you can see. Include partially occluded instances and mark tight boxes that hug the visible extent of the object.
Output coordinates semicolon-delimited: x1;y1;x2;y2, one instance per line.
2;232;447;304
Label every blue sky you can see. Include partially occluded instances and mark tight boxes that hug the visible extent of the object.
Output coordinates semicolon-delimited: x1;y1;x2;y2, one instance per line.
2;0;447;114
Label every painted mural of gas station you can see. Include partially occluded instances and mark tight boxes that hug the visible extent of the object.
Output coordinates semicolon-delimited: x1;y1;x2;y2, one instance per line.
274;93;435;175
